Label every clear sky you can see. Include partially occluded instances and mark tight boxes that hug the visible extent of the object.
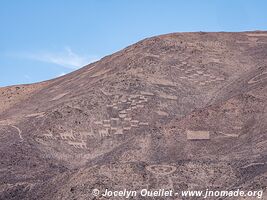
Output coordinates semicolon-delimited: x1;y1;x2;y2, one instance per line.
1;0;267;87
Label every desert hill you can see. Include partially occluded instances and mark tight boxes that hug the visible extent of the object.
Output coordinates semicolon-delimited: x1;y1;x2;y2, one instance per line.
0;31;266;200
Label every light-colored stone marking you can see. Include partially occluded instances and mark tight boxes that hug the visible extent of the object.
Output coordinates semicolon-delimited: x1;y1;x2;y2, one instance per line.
111;118;119;121
140;91;154;96
80;130;95;138
94;121;103;125
131;102;137;106
139;95;145;99
158;93;177;100
192;79;200;83
51;92;68;101
129;94;140;99
156;110;169;116
59;130;75;140
148;77;176;86
241;162;265;169
246;33;267;37
192;73;200;77
215;77;225;81
103;124;111;128
99;88;112;96
137;100;145;104
233;125;242;130
196;71;204;75
114;128;124;135
256;140;267;148
146;165;177;176
43;130;54;139
203;81;212;84
25;112;45;118
186;69;195;73
10;125;23;141
119;114;127;118
186;130;210;140
139;122;149;126
131;124;138;127
130;120;139;127
67;140;87;149
0;120;11;126
99;128;110;137
221;133;239;138
216;132;239;139
248;70;267;84
136;104;144;108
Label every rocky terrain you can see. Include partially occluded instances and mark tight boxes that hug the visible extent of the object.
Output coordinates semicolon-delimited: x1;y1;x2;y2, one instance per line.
0;31;266;199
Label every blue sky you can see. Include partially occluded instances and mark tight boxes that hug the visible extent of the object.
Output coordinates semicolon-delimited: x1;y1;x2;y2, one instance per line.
1;0;267;87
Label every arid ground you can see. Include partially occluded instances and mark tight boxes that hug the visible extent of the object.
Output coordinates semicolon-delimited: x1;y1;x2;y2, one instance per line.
0;32;266;199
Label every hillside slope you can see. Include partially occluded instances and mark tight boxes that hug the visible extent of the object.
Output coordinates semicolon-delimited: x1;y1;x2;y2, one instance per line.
0;31;266;200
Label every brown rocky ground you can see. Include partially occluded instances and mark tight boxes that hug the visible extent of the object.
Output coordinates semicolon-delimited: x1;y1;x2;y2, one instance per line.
0;82;47;113
0;31;266;199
